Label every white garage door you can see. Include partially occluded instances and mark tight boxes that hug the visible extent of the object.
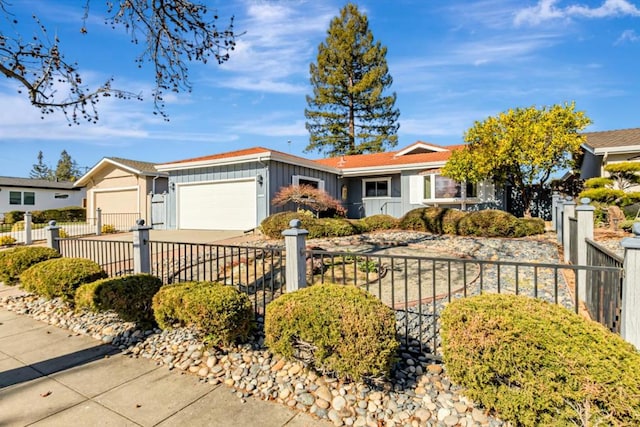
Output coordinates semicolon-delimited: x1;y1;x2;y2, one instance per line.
94;189;138;214
178;180;257;230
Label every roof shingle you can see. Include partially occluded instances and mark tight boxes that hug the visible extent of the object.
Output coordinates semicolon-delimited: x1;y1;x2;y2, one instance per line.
583;128;640;150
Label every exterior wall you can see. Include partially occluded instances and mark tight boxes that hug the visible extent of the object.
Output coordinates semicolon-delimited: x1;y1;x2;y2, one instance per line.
0;186;85;213
602;153;640;192
166;161;266;229
267;161;340;215
343;171;497;219
165;160;341;229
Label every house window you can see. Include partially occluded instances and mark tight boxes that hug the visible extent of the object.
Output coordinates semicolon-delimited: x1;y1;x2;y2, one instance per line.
420;174;479;200
9;191;21;205
54;193;69;199
435;176;461;198
23;192;35;205
292;175;325;191
363;178;391;198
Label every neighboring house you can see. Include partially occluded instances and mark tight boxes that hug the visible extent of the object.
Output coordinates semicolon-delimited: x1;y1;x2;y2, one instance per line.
156;141;496;231
74;157;168;223
580;128;640;190
0;176;86;214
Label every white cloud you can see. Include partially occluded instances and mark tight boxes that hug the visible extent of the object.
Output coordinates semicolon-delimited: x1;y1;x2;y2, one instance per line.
615;29;640;44
208;1;337;94
515;0;640;26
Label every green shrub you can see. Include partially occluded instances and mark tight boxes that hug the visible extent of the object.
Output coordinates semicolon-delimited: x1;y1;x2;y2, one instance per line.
457;210;520;237
265;284;399;381
33;207;86;223
513;217;546;237
0;246;61;285
101;224;117;234
398;207;467;234
75;274;163;326
579;187;625;203
3;211;25;224
260;211;359;239
357;214;399;232
441;294;640;426
11;221;25;232
619;219;636;232
260;211;315;239
152;281;253;346
583;177;613;188
20;258;107;303
0;236;16;246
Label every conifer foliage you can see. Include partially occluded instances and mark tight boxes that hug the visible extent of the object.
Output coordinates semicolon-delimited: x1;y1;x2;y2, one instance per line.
305;3;399;156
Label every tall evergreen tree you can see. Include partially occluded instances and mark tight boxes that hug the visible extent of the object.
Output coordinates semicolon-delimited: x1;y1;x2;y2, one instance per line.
29;151;53;180
54;150;81;182
305;3;399;156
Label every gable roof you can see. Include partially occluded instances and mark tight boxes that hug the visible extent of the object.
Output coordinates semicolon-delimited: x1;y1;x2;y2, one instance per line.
315;143;466;175
0;176;80;191
157;147;340;174
582;128;640;154
74;157;167;187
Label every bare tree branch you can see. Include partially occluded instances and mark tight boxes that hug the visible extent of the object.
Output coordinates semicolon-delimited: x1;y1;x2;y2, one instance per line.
0;0;237;124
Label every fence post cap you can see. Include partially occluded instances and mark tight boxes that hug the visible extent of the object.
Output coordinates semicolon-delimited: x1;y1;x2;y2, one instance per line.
580;197;591;205
136;218;145;226
622;223;640;249
289;219;301;228
48;220;57;227
282;219;308;237
576;197;595;211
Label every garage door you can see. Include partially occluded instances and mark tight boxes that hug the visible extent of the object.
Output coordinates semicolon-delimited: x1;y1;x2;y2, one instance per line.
178;180;257;230
94;189;138;214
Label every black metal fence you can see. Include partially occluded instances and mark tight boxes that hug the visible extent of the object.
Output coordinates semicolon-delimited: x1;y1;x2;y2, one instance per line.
585;239;624;333
149;241;286;316
58;238;134;277
53;237;624;360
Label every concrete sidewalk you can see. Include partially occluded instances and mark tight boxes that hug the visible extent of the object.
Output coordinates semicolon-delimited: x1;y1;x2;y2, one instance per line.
0;287;329;426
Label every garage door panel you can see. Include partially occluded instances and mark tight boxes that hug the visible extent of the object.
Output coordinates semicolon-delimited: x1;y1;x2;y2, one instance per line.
94;190;137;214
178;180;256;230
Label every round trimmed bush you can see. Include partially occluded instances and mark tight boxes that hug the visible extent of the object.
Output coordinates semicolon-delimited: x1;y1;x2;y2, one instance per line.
441;294;640;426
457;210;519;237
398;207;466;235
152;281;253;346
265;284;399;381
513;217;545;237
20;258;107;303
260;211;359;239
0;246;61;285
357;214;399;232
260;211;315;239
75;274;163;326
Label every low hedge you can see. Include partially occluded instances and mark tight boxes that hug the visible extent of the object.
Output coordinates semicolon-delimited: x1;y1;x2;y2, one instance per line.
513;217;546;237
457;210;520;237
75;274;162;326
357;214;399;232
398;207;464;234
265;283;399;381
152;281;253;347
0;246;61;285
20;258;107;304
441;294;640;426
260;211;358;239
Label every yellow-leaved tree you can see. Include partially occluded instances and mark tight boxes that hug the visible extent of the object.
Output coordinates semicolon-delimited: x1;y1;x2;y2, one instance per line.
442;102;591;217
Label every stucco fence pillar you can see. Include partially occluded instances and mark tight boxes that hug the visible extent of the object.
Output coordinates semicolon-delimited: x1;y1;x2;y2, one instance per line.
131;219;152;274
282;220;308;293
621;223;640;349
575;198;594;303
23;212;33;245
45;220;61;253
562;199;576;263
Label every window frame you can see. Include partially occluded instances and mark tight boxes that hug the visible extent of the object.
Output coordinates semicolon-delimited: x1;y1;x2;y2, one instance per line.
23;192;35;205
9;191;21;205
292;175;325;191
362;177;392;199
422;174;479;202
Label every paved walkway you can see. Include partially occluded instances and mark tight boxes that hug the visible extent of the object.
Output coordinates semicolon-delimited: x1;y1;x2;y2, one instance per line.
0;286;329;427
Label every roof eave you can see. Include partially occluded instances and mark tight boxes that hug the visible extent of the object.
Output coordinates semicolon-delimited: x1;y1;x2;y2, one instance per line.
593;145;640;155
340;161;448;177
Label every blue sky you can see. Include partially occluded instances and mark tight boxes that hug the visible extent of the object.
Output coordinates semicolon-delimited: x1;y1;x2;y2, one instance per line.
1;0;639;177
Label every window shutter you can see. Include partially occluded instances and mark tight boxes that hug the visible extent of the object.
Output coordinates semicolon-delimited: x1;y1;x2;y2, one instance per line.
409;175;424;204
